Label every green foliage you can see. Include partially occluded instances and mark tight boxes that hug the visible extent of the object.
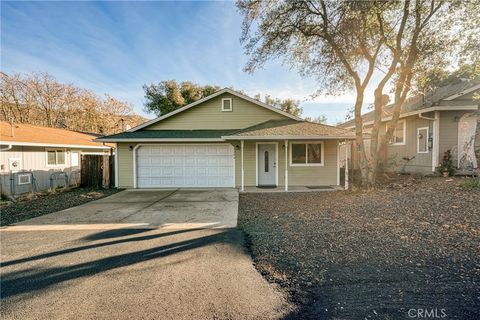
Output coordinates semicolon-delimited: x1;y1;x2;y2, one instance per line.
143;80;221;116
255;94;303;117
438;150;455;176
304;115;328;124
460;175;480;189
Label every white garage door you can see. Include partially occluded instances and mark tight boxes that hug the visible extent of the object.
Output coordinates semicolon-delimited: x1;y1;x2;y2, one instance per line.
136;144;234;188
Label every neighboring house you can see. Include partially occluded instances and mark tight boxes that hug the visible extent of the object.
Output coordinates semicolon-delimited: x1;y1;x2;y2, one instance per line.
0;122;112;197
97;88;355;191
338;78;480;175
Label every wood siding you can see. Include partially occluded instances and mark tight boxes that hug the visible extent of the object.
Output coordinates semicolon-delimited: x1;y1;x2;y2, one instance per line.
144;93;288;130
0;146;106;196
385;115;433;174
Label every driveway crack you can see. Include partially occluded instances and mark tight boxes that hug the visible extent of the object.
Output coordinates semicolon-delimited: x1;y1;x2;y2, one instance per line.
119;189;179;222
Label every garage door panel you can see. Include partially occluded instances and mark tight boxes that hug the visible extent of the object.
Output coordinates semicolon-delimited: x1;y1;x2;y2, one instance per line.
136;144;234;188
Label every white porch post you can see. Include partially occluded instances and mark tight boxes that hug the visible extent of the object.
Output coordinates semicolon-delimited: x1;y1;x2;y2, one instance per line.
284;140;288;191
345;141;349;190
241;140;245;192
432;111;440;172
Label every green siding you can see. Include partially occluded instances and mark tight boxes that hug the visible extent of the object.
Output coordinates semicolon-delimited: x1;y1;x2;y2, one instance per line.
117;143;134;188
117;140;340;189
385;115;433;174
144;93;288;130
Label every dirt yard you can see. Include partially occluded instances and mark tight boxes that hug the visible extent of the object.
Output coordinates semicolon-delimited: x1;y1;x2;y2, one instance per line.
1;188;121;226
239;177;480;319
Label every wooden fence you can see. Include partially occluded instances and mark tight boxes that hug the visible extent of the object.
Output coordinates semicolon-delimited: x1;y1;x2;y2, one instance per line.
80;154;114;188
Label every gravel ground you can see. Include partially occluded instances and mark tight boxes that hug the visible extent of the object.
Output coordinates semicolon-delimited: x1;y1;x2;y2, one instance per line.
1;188;121;226
239;176;480;319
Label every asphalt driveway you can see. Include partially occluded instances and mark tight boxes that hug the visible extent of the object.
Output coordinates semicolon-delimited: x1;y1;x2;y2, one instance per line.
0;189;291;319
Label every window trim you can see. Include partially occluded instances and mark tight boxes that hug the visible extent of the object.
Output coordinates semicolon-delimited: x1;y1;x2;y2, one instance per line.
417;126;429;154
221;98;233;112
391;119;406;146
18;173;31;185
289;141;324;167
46;148;67;167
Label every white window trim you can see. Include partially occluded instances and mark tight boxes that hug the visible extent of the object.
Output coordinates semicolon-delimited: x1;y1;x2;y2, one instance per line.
289;141;325;167
391;119;406;146
18;173;32;185
221;98;233;112
417;127;429;154
46;148;67;167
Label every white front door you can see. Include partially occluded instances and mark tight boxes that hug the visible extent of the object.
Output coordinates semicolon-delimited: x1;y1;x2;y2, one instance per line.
136;144;234;188
257;143;277;186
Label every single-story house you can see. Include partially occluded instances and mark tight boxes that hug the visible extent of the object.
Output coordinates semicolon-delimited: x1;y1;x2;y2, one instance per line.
0;121;112;197
97;88;355;191
338;78;480;174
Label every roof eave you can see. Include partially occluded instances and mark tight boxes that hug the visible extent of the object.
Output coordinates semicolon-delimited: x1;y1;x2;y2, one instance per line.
95;138;226;143
221;135;356;140
0;141;112;149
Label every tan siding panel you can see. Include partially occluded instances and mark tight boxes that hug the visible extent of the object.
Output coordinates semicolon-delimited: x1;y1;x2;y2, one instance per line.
144;93;287;130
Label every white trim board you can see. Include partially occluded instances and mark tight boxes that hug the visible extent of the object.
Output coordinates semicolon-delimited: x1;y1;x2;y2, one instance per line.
222;135;355;140
128;88;301;132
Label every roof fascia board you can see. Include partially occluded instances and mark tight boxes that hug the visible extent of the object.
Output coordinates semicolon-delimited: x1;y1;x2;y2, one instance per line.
128;88;300;132
95;138;225;142
221;135;355;140
443;84;480;101
341;105;479;129
0;141;111;149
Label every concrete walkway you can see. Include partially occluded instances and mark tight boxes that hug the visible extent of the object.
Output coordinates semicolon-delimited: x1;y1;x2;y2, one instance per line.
0;190;292;319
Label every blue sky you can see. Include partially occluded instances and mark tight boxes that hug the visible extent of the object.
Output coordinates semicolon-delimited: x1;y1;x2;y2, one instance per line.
1;1;371;124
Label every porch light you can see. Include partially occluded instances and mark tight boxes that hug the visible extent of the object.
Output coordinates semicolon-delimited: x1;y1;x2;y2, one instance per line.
235;145;240;150
129;145;133;151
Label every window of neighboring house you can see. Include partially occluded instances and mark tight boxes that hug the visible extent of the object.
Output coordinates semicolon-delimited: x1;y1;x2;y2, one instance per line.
290;142;324;166
221;98;233;111
417;127;429;153
390;119;406;145
47;149;66;166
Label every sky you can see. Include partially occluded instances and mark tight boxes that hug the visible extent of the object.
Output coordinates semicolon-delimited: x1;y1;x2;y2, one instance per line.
1;1;374;124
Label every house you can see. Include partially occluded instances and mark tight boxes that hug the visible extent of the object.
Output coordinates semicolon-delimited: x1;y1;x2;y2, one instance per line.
97;88;355;191
0;121;112;197
338;78;480;174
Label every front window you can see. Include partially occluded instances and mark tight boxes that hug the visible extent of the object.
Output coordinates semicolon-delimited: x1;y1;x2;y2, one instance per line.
391;120;406;145
47;149;66;166
290;142;324;166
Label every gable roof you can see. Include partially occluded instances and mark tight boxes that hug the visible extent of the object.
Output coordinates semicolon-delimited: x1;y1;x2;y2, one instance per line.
129;88;301;132
0;121;112;149
222;119;355;140
339;77;480;129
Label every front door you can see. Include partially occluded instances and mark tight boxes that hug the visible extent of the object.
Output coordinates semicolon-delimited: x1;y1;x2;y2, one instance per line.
257;144;276;186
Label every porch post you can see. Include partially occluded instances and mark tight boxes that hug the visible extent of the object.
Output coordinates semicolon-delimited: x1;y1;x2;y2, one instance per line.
345;140;349;190
241;140;245;192
284;140;288;191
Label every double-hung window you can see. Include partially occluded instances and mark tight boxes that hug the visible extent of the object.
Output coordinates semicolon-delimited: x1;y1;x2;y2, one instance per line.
290;142;324;166
47;149;66;166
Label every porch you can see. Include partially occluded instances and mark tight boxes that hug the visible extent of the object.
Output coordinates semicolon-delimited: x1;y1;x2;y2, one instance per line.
242;185;342;193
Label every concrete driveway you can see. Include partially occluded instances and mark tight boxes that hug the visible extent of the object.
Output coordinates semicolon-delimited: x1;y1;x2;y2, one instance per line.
10;189;239;229
0;189;292;319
